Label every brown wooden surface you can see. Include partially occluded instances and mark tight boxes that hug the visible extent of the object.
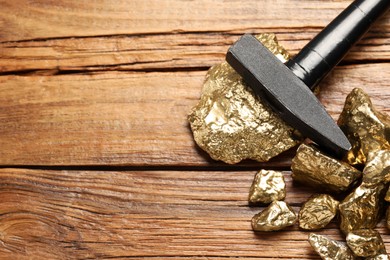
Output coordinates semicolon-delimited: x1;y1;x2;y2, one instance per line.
0;0;390;259
2;168;390;260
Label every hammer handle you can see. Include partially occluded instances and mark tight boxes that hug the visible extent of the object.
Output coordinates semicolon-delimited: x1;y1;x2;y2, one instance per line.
287;0;390;90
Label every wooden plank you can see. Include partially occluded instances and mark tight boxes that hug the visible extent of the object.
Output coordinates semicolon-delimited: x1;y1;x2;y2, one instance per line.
3;0;386;42
1;30;390;74
0;64;389;166
1;0;389;259
0;168;388;259
0;70;289;167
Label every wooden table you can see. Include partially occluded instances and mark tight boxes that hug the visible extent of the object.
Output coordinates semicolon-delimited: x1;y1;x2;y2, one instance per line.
0;0;389;259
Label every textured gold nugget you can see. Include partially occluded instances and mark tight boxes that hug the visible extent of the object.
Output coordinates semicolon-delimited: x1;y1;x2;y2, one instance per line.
291;144;361;193
252;201;297;231
346;229;387;257
339;184;385;234
188;34;302;164
362;150;390;186
308;233;355;260
248;170;286;204
299;194;339;230
340;150;390;234
338;88;390;166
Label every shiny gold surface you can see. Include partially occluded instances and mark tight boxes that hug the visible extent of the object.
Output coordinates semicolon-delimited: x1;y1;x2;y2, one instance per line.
299;194;339;230
339;183;385;234
340;150;389;234
362;150;390;186
338;88;390;166
346;229;387;257
251;200;297;231
291;144;362;193
188;34;302;164
308;233;355;260
367;254;390;260
248;169;286;204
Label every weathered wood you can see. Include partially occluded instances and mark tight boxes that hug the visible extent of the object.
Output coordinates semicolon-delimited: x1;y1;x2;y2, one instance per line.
2;0;389;43
1;30;389;73
0;65;388;166
0;168;388;259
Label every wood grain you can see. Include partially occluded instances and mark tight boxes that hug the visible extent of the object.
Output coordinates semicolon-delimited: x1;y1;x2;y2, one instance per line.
0;168;388;259
0;65;388;166
1;0;390;258
1;30;389;74
3;0;389;42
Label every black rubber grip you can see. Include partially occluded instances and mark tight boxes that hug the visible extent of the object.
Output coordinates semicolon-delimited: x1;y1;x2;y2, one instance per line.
287;0;390;90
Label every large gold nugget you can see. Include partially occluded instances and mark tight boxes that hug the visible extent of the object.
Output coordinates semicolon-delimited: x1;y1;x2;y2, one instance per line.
248;169;286;204
252;201;297;231
291;144;362;193
188;34;302;164
346;229;387;257
362;150;390;186
339;184;385;234
308;233;356;260
299;194;339;230
338;88;390;166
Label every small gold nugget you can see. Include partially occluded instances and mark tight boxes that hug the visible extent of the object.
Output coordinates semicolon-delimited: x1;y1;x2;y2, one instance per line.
339;184;385;234
252;201;297;231
338;88;390;166
248;169;286;204
188;34;302;164
291;144;362;193
308;233;355;260
340;150;389;234
299;194;339;230
367;254;390;260
362;150;390;186
346;229;387;257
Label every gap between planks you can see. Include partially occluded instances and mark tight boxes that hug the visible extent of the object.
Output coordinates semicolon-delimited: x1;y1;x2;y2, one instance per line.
1;29;390;75
0;65;389;167
0;0;374;42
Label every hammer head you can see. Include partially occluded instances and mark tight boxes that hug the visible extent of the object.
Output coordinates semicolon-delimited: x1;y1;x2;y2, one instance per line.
226;34;351;158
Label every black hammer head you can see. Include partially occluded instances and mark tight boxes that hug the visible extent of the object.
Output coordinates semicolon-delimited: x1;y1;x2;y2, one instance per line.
225;0;390;158
226;34;351;157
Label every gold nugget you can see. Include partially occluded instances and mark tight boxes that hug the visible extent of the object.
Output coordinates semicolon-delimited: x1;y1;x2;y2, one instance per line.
346;229;387;257
188;34;302;164
339;184;385;234
340;150;389;234
291;144;362;193
299;194;339;230
248;169;286;204
252;201;297;231
362;150;390;186
308;233;355;260
338;88;390;166
367;254;390;260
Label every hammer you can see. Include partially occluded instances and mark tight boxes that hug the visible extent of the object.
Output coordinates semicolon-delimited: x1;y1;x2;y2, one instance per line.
226;0;390;158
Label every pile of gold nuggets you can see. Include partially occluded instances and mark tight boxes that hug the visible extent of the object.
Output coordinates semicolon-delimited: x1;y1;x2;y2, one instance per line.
188;34;390;259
